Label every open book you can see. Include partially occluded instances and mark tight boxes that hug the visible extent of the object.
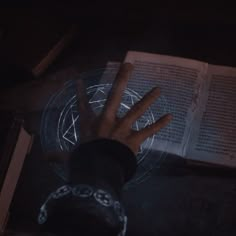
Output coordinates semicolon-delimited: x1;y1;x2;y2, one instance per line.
101;51;236;168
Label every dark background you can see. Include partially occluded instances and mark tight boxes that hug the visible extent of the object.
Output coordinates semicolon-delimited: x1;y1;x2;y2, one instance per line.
1;4;236;236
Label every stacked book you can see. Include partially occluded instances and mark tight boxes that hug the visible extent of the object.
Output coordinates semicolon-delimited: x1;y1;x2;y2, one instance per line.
0;112;32;234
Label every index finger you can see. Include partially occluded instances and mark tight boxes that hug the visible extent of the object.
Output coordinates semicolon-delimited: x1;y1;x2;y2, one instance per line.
102;63;134;121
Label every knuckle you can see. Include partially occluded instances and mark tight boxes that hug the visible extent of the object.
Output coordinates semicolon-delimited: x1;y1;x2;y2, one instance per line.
120;115;134;128
102;111;114;121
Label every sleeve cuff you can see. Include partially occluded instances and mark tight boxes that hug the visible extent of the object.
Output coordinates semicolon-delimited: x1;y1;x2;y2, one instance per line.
70;138;137;182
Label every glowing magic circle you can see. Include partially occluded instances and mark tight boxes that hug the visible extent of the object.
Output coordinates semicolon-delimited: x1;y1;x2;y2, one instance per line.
41;71;170;188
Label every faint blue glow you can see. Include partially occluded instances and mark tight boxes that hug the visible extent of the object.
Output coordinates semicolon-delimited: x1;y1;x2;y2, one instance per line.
40;68;172;188
56;84;155;164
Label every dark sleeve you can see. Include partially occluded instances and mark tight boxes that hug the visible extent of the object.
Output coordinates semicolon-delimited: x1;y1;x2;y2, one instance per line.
69;138;137;196
39;139;137;235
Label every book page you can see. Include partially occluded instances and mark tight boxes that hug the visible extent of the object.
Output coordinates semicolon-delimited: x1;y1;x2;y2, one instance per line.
102;51;208;157
186;64;236;166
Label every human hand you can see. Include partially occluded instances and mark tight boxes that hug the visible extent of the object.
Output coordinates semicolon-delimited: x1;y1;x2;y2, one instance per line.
76;63;172;154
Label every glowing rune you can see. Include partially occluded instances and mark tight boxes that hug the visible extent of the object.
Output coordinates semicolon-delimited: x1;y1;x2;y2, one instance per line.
58;84;155;163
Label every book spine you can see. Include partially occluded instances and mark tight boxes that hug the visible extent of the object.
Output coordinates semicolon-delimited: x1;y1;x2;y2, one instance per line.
0;117;31;233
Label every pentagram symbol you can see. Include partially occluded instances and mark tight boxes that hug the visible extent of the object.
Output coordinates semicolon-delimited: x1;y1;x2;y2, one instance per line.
57;84;155;164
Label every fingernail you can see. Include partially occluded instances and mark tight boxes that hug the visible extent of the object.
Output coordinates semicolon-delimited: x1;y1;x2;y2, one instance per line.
152;87;160;94
123;63;134;71
167;114;173;120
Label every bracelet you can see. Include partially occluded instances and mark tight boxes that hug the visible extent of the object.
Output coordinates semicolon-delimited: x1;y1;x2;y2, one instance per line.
38;184;127;236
